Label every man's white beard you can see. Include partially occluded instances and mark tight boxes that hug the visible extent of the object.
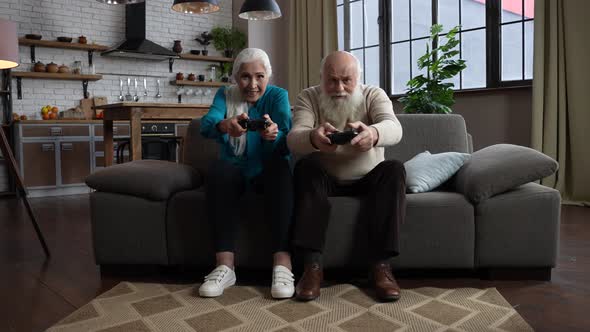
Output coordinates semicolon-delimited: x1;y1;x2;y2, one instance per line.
319;86;364;130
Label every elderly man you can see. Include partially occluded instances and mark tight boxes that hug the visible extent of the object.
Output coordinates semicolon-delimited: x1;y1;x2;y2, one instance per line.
287;51;406;302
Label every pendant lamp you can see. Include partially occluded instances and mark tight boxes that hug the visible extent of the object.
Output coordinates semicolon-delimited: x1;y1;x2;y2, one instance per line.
172;0;220;14
96;0;145;4
0;19;19;70
239;0;281;20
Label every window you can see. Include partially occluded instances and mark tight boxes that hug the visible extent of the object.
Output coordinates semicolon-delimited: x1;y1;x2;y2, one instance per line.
337;0;534;95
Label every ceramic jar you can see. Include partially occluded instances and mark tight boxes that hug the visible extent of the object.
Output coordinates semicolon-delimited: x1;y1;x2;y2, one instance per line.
46;62;59;73
33;61;46;72
176;72;184;80
172;40;183;54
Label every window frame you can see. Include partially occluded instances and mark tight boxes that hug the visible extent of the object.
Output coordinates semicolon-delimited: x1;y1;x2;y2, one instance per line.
337;0;533;97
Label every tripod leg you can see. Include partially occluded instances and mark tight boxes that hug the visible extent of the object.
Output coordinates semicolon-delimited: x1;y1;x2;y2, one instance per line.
0;126;50;258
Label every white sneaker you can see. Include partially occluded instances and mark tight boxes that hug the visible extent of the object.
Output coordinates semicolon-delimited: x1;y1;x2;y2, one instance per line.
271;265;295;299
198;265;236;297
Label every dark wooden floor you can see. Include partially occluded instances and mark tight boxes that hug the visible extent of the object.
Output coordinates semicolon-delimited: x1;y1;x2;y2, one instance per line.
0;194;588;332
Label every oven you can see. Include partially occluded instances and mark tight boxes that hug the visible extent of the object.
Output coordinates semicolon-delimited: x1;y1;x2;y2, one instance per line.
115;122;182;163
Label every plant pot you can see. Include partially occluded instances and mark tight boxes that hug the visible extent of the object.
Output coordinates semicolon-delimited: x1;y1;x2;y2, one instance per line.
224;50;233;58
201;50;208;56
172;40;183;54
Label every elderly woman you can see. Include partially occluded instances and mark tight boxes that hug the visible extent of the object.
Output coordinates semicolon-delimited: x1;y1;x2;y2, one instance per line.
198;48;294;299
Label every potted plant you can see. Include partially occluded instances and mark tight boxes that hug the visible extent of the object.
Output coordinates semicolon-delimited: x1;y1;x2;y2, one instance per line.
195;31;213;56
211;26;246;58
399;24;467;114
220;62;233;82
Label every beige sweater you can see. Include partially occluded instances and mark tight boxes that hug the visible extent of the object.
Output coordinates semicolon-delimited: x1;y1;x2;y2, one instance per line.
287;85;403;181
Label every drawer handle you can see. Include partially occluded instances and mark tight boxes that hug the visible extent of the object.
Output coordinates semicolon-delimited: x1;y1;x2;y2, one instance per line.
61;143;73;151
42;143;54;152
50;127;63;136
113;127;118;134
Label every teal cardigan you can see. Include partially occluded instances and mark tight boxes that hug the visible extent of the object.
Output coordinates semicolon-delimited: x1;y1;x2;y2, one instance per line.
200;85;292;179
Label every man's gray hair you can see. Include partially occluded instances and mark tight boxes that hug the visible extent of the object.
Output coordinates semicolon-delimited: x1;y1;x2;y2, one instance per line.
232;48;273;80
319;51;362;79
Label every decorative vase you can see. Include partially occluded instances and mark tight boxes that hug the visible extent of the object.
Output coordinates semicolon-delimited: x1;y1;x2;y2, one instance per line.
172;40;183;54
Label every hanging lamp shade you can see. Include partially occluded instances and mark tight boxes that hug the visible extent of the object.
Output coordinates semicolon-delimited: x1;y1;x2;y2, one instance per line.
172;0;220;14
0;19;19;69
239;0;281;20
95;0;145;4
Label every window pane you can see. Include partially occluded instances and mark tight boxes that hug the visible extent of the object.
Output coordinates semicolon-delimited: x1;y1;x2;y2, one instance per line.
524;0;534;19
438;0;459;34
350;1;364;49
501;23;523;81
337;0;343;5
365;46;380;86
524;20;533;79
351;49;365;83
391;42;411;94
365;0;380;46
411;0;432;39
462;0;486;30
392;0;410;42
412;39;430;79
461;29;486;88
337;5;344;50
501;0;523;23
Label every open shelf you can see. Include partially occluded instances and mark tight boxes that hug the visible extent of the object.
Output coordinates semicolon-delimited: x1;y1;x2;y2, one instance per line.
178;54;233;62
170;80;229;87
11;72;102;81
18;38;109;51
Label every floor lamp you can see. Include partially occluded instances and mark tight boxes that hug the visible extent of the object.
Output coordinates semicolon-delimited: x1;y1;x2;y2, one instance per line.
0;19;50;258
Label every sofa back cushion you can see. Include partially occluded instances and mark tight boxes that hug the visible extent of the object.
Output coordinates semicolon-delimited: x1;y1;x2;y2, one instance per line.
183;114;471;172
385;114;470;162
182;118;219;177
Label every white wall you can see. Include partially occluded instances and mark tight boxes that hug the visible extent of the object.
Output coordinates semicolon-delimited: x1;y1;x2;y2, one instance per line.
0;0;233;118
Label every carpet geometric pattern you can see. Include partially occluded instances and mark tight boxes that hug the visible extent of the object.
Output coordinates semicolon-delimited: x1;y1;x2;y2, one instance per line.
47;282;533;331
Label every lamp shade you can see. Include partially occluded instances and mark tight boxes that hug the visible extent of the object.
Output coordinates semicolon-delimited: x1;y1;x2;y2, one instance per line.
172;0;220;14
0;19;19;69
239;0;281;20
95;0;145;4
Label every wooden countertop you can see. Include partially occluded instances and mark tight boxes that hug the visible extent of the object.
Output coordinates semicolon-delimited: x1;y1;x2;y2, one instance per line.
15;119;192;124
94;102;210;109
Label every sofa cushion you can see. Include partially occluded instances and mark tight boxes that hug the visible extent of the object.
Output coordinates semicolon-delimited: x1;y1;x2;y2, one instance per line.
404;151;470;193
86;160;202;201
453;144;559;203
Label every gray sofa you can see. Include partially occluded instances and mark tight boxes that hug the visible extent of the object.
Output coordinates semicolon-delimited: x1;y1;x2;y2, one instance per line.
86;114;561;278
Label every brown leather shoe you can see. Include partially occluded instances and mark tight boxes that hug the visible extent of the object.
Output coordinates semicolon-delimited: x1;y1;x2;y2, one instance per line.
371;262;401;302
295;263;323;301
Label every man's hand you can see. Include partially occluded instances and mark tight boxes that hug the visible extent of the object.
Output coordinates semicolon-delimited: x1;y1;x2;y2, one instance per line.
311;122;338;152
348;121;379;152
260;114;278;141
218;113;248;137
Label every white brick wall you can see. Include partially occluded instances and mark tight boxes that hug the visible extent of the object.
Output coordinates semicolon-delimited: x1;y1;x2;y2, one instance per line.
0;0;233;118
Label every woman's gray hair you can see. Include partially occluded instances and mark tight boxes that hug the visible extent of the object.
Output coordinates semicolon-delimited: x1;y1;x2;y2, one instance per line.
232;48;272;80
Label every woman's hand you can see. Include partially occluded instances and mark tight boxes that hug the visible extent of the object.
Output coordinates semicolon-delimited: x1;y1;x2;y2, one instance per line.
260;114;279;141
218;113;248;137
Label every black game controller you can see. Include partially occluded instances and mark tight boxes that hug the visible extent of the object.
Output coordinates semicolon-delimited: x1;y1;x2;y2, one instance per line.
327;129;359;145
238;118;270;131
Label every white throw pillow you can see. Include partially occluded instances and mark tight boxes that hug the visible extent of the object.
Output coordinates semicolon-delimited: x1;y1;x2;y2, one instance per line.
404;151;471;193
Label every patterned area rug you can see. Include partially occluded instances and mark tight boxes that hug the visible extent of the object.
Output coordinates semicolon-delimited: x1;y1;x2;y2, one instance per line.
47;282;532;332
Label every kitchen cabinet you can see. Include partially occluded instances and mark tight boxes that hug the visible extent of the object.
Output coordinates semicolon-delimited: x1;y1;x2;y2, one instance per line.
60;141;91;185
21;141;57;187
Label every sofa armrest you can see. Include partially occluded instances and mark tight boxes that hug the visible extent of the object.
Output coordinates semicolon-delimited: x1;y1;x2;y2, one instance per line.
86;160;203;201
453;144;558;204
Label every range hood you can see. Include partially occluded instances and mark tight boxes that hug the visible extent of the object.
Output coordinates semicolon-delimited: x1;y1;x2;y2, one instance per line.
102;2;179;60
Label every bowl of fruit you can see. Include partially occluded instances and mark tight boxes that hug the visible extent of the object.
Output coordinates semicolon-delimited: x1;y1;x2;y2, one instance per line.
41;105;59;120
